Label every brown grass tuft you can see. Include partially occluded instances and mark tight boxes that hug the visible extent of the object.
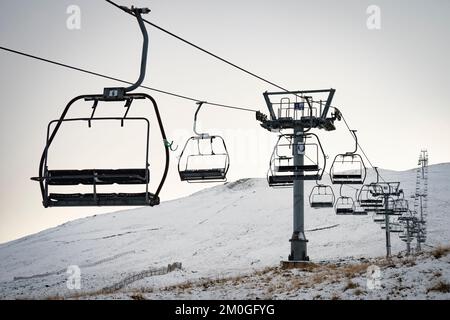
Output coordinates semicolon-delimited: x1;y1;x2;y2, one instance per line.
431;245;450;259
130;293;146;300
330;293;341;300
354;288;365;296
341;263;370;278
344;280;358;291
427;281;450;294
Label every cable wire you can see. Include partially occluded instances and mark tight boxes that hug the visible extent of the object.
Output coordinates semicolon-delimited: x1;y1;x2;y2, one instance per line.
105;0;297;95
0;45;385;189
339;111;387;183
4;1;389;186
104;0;388;184
0;46;258;113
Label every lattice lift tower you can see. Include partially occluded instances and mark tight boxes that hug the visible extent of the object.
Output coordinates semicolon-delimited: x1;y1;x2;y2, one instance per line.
413;150;429;251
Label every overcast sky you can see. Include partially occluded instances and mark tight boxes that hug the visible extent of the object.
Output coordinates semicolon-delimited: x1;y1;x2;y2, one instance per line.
0;0;449;243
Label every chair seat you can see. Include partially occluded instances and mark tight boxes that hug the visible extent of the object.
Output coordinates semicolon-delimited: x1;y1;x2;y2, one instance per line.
360;204;384;209
275;165;319;172
47;169;148;185
336;208;354;215
48;192;158;207
361;203;383;210
375;209;396;215
310;202;334;208
268;175;293;186
332;180;364;185
268;174;320;186
360;200;384;208
333;174;362;179
179;168;226;181
360;199;383;204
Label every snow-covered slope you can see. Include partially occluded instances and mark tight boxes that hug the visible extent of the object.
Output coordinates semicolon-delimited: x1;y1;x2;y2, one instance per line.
0;164;449;299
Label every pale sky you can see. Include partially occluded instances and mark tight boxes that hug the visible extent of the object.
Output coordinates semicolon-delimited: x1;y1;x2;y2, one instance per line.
0;0;449;243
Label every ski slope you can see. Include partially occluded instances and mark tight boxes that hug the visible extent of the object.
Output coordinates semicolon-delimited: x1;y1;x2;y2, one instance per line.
0;164;449;299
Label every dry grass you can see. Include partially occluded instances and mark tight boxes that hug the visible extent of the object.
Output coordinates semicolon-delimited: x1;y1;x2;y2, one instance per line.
311;272;328;285
340;263;371;278
329;276;341;284
402;258;416;267
431;245;450;259
172;280;194;291
343;280;358;292
281;261;320;272
158;260;377;298
45;294;64;300
427;281;450;294
354;288;365;296
330;293;341;300
266;285;276;294
55;248;450;300
287;278;307;290
130;293;146;300
46;287;115;300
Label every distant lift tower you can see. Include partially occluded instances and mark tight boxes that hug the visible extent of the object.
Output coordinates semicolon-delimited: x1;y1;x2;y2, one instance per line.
413;150;429;251
257;89;338;262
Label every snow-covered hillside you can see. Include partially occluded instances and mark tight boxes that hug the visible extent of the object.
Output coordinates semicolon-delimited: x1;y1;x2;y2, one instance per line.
0;164;449;299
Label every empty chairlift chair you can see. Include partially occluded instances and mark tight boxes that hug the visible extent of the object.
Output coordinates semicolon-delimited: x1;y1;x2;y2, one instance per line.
374;196;396;215
31;7;170;208
31;95;167;208
309;184;335;208
330;130;366;185
371;181;402;197
178;102;230;182
358;183;384;212
268;133;326;187
381;223;404;233
393;198;409;215
352;189;368;215
335;196;355;215
352;202;368;215
335;185;355;215
275;96;318;121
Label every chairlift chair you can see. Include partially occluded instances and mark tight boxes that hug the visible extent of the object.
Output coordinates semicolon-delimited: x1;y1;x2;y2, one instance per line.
370;182;402;197
352;202;368;215
268;133;326;187
393;198;409;214
358;184;384;211
309;184;335;208
373;196;398;215
352;189;368;215
334;185;355;215
335;196;355;215
330;130;366;185
31;7;170;207
373;216;386;223
275;96;318;121
178;102;230;182
381;223;404;233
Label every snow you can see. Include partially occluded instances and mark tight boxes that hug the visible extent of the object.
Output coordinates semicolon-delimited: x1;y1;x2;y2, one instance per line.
128;250;450;300
0;164;449;299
